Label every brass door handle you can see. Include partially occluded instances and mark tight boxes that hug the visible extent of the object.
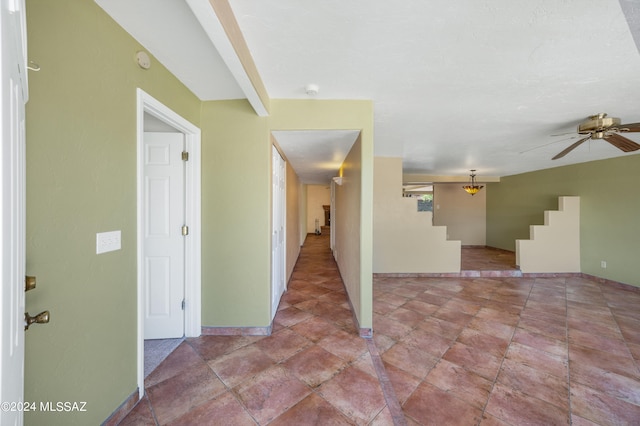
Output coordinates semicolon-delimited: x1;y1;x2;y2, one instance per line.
25;310;50;330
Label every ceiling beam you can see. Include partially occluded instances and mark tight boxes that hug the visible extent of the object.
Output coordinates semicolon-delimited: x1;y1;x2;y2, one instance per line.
619;0;640;54
186;0;270;116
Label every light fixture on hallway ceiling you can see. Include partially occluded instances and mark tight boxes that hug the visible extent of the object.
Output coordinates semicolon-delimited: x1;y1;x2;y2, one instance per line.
462;170;484;196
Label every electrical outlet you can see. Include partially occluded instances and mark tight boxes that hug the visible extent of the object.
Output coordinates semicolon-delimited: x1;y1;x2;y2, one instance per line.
600;260;607;269
97;230;121;254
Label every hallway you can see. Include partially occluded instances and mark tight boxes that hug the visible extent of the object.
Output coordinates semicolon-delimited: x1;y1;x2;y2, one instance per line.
120;233;397;424
119;234;640;425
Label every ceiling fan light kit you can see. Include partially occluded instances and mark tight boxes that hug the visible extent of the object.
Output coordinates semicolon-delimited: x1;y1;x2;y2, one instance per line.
463;169;484;196
552;113;640;160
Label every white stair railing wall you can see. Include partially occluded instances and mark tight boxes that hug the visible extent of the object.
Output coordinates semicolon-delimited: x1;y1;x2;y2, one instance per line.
516;196;581;273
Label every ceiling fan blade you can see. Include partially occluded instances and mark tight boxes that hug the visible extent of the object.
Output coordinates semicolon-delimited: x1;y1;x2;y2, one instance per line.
519;136;576;154
603;133;640;152
617;122;640;132
552;136;591;160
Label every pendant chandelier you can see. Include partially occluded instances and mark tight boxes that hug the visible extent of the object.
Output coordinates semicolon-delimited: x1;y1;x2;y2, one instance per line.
462;169;484;196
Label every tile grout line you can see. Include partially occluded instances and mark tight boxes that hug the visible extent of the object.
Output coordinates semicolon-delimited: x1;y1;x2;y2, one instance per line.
374;279;495;423
371;280;454;420
598;281;640;376
365;337;408;426
145;396;160;426
477;277;536;423
186;338;265;425
565;278;574;425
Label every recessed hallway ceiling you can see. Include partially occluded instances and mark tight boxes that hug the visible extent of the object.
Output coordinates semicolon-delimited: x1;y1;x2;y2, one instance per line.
96;0;640;182
273;130;360;185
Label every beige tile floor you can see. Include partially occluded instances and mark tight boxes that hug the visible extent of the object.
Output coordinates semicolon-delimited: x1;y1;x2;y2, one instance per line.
120;235;640;425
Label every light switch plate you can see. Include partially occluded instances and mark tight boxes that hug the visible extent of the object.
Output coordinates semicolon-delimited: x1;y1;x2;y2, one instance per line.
97;230;121;254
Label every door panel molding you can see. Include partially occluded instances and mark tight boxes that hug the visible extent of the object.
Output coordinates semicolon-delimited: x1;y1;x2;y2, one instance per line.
143;132;185;339
136;89;201;398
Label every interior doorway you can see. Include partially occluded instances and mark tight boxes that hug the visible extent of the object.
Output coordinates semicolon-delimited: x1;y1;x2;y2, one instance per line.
136;89;201;397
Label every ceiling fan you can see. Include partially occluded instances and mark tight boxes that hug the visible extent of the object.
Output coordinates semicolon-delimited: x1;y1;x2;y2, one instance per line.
552;113;640;160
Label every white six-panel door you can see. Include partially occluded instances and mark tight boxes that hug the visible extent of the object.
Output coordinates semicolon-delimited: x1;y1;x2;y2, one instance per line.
143;132;185;339
1;0;28;424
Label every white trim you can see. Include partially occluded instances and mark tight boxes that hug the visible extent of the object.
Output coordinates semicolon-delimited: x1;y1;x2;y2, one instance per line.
270;146;286;320
331;179;336;255
136;88;201;398
283;160;287;293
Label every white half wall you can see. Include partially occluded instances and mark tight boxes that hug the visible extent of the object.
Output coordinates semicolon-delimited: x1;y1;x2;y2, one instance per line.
516;196;580;273
373;157;461;273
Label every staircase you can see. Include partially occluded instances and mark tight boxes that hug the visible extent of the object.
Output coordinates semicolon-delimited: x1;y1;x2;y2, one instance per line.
516;196;580;273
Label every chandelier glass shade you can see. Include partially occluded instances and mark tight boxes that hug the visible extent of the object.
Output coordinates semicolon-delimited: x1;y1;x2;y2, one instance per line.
462;169;484;196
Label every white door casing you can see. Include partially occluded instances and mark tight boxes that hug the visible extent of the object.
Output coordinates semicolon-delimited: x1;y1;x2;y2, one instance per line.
330;179;336;255
143;132;185;340
136;89;201;398
271;146;286;319
1;0;27;425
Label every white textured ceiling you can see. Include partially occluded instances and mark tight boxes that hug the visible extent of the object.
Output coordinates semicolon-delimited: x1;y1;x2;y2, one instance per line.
96;0;640;182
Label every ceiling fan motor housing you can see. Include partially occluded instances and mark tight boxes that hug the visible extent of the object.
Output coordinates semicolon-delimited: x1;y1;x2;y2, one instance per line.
578;113;621;139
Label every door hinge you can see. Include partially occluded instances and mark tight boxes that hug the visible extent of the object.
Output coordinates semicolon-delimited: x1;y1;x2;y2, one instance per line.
181;299;186;310
181;225;189;236
182;151;189;161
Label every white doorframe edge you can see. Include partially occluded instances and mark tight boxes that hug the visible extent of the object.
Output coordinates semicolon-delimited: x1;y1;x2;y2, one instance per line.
136;88;202;398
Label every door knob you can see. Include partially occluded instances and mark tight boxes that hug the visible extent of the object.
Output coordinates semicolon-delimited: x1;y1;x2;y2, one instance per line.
25;310;50;330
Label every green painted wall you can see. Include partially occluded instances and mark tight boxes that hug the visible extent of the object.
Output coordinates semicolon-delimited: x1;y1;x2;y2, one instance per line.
487;154;640;287
199;99;374;329
200;100;271;326
25;0;200;424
